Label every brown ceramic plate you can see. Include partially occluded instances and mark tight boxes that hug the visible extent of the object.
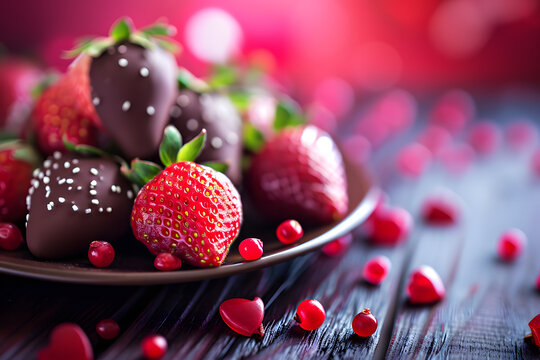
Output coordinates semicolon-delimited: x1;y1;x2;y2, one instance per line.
0;159;378;285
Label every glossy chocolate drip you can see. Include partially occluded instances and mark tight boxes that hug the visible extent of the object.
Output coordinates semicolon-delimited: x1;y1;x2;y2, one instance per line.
90;42;178;160
169;90;242;184
26;152;134;259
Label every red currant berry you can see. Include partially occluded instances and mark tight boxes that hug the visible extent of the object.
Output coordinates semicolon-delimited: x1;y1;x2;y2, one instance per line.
141;334;168;360
96;319;120;340
367;206;412;246
0;222;23;250
396;143;432;178
239;238;263;261
276;220;303;245
352;308;378;337
417;125;452;155
406;265;446;304
154;253;182;271
421;194;460;225
429;90;475;134
294;299;326;331
468;121;500;155
529;314;540;347
88;241;115;268
322;234;352;256
362;255;391;285
497;229;526;262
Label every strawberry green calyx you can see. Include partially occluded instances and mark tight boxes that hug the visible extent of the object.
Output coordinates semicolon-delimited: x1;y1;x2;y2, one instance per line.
0;140;41;168
65;17;180;59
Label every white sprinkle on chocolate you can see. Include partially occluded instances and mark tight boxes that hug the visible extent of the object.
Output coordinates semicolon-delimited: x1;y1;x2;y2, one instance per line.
52;163;59;170
64;161;70;169
72;204;78;211
72;167;80;174
122;101;131;112
53;152;62;160
118;58;128;67
169;106;182;118
58;197;65;203
90;189;97;196
99;207;104;213
187;118;199;131
146;106;155;116
106;207;112;213
85;208;91;214
43;177;50;184
90;168;99;176
32;168;39;177
72;159;79;164
90;180;97;187
92;199;99;205
58;178;66;185
140;67;149;77
66;178;74;184
177;94;190;107
43;160;52;168
211;137;223;149
118;45;127;54
47;203;53;211
127;190;134;199
93;97;100;106
77;186;83;190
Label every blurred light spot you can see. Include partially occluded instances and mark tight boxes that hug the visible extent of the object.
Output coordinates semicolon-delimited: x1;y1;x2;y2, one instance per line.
381;0;439;29
505;119;538;151
354;42;402;91
429;89;476;133
467;121;501;155
477;0;537;23
396;143;432;178
248;94;276;138
185;8;243;64
307;103;337;134
248;49;277;74
313;77;355;118
342;135;372;164
438;143;475;174
429;0;492;58
417;125;453;156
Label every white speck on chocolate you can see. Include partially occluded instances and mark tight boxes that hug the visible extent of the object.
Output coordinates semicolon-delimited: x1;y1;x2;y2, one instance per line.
187;118;199;131
32;168;39;177
146;106;155;116
106;207;112;213
122;101;131;112
90;168;99;176
90;180;97;187
77;186;82;190
43;160;52;168
47;203;52;211
211;137;223;149
92;199;99;205
226;132;239;145
66;178;74;184
45;170;51;176
38;172;44;179
52;163;59;170
169;106;182;118
177;94;190;107
53;152;62;160
64;161;70;169
58;197;65;203
93;97;100;106
72;159;79;164
72;167;80;174
118;58;128;67
127;190;134;199
140;67;149;77
45;189;50;198
118;45;127;54
99;207;104;213
43;176;50;184
72;204;78;211
90;189;97;196
85;208;91;214
58;178;66;185
68;186;73;190
28;187;34;195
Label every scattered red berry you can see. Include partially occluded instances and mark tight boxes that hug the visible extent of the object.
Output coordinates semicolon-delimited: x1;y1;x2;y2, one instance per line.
0;223;24;250
352;308;378;337
154;253;182;271
96;319;120;340
322;234;352;256
276;220;303;245
141;334;168;360
429;90;475;134
406;265;446;304
438;143;475;174
294;299;326;331
239;238;263;261
497;229;526;262
396;143;432;178
366;206;413;246
506;120;538;151
421;194;460;225
219;297;265;338
529;314;540;347
37;323;93;360
362;255;391;285
468;121;500;155
88;241;115;268
417;125;452;155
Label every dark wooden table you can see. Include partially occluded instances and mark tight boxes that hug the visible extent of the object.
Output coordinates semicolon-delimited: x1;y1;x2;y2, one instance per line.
1;97;540;359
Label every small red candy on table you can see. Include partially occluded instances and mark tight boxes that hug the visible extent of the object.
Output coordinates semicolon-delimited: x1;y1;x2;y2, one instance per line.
141;334;168;360
96;319;120;340
406;265;446;304
88;241;115;268
154;253;182;271
0;223;24;251
276;219;303;245
294;299;326;331
362;255;391;285
366;206;413;246
219;297;265;338
239;238;263;261
497;229;526;262
352;308;378;337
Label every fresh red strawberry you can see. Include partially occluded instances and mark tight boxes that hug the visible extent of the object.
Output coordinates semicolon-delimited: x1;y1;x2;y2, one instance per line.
0;57;44;134
0;140;40;222
128;127;243;268
247;125;348;224
31;55;99;155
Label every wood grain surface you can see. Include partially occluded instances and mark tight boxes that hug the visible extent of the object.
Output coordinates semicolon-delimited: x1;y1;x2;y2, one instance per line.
1;111;540;359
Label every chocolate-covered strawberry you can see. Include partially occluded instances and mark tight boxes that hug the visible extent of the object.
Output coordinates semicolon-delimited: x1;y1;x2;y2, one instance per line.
26;151;134;259
72;18;179;159
169;88;242;183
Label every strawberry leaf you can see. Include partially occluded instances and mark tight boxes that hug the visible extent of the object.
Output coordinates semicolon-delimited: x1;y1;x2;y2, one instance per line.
140;22;177;36
208;65;237;89
177;68;209;93
176;129;207;162
243;123;265;152
131;159;163;185
155;38;181;54
159;125;183;167
273;99;304;131
110;17;134;42
228;91;251;111
62;136;107;157
201;161;229;173
12;144;41;168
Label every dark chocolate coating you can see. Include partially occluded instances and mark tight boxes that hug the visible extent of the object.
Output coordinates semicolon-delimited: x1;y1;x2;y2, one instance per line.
90;42;178;159
26;152;134;259
169;90;242;184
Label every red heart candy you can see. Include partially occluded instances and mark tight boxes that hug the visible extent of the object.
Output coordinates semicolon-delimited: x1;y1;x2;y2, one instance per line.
219;297;265;338
529;314;540;347
406;266;446;304
421;194;461;225
38;323;93;360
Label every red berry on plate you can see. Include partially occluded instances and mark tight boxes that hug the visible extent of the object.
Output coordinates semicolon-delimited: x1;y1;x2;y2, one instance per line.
467;121;500;155
88;241;115;268
497;229;526;262
239;238;263;261
96;319;120;340
529;314;540;347
322;234;352;256
0;223;23;250
421;194;460;225
294;299;326;331
406;265;446;304
362;255;391;285
141;334;168;360
352;308;378;337
366;206;412;246
276;220;303;245
247;125;348;224
38;323;93;360
154;253;182;271
396;143;432;178
219;297;265;338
